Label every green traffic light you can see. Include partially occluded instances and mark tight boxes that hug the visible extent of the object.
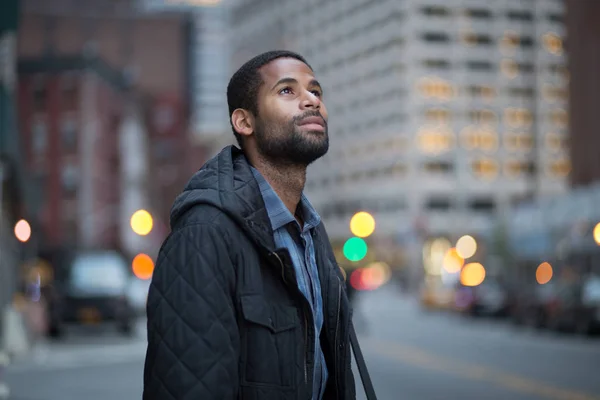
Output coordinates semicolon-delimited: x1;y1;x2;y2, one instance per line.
343;237;368;262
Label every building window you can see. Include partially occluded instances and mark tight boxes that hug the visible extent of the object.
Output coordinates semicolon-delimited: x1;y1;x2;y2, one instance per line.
424;108;452;124
504;134;534;152
32;120;48;154
507;87;535;99
466;61;494;71
421;6;451;17
61;118;77;151
504;108;533;128
417;127;455;154
542;33;563;55
468;109;498;125
542;85;568;102
549;109;568;128
548;13;564;24
422;59;452;70
468;198;496;213
426;197;452;211
61;74;78;111
462;33;493;46
460;127;498;152
33;79;47;113
471;158;499;180
417;77;455;100
464;9;493;19
466;85;497;101
61;163;79;194
545;133;568;152
422;161;454;174
506;10;533;21
504;159;524;178
547;159;571;178
421;32;451;43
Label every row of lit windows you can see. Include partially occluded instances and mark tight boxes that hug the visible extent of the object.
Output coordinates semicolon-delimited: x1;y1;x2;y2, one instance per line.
334;112;406;137
324;10;404;51
419;106;567;128
311;157;569;192
417;129;568;154
338;137;410;160
320;36;404;75
421;6;563;24
420;30;563;54
329;64;406;96
472;158;571;180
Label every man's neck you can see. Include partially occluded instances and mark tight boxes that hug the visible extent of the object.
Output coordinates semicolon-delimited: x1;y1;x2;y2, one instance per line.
253;156;307;217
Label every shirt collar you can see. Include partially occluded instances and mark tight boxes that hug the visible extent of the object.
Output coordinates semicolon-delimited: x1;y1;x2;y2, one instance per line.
250;166;321;232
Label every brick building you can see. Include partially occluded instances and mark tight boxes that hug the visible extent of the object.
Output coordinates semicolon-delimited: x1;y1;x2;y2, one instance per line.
17;55;127;249
16;0;204;251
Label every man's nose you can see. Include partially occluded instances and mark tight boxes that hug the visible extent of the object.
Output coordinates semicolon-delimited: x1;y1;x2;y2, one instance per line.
300;91;321;110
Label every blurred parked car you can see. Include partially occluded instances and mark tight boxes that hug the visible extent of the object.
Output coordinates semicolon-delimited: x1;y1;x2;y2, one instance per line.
541;274;600;334
455;278;510;317
47;249;135;338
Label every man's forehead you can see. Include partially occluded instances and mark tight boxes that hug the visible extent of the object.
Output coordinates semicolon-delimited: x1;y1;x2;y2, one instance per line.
259;57;315;82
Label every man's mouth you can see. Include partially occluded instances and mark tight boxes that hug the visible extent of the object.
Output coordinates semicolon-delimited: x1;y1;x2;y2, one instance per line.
297;116;326;132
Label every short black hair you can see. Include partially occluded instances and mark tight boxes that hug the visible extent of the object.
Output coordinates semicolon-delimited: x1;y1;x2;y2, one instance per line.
226;50;312;147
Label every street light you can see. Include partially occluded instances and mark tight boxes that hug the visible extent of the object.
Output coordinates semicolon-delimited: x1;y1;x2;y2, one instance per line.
130;209;153;236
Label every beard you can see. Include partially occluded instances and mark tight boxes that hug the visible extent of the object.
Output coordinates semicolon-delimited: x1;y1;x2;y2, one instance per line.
254;111;329;167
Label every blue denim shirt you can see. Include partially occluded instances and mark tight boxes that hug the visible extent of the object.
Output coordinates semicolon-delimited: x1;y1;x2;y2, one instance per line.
251;166;328;400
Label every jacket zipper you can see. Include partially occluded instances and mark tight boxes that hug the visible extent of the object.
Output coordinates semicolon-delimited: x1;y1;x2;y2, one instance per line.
303;312;308;384
334;278;342;399
272;252;308;384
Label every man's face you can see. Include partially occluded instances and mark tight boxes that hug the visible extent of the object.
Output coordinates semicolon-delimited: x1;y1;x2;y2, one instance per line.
252;57;329;166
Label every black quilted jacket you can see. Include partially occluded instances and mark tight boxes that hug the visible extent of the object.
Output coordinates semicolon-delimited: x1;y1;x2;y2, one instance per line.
143;146;356;400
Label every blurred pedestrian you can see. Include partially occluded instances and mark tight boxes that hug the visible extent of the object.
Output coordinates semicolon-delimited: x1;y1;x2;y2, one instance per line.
144;51;372;399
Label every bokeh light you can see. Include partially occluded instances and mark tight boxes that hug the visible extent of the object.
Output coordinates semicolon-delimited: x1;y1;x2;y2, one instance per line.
130;209;154;236
343;237;368;262
536;262;553;285
350;211;376;238
593;222;600;245
132;253;155;280
442;248;464;273
456;235;477;259
460;263;486;287
14;219;31;243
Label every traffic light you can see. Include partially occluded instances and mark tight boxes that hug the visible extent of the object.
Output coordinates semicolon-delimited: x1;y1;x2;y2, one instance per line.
343;237;368;262
130;209;153;236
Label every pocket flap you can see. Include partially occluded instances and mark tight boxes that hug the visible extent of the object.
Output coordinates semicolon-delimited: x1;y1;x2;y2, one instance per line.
240;295;297;333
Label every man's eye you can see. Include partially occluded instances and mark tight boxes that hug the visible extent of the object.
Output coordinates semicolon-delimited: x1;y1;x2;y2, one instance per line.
279;87;293;94
311;90;322;97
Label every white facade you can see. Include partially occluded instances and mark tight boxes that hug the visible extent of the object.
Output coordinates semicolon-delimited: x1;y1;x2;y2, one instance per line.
138;0;233;144
229;0;569;242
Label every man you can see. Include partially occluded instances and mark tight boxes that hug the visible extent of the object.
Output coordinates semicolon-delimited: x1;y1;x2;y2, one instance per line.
143;50;356;399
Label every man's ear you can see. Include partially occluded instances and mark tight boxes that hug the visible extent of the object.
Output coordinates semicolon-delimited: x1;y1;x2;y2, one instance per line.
231;109;254;139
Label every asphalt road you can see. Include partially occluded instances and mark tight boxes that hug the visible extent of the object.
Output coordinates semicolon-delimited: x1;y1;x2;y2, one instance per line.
5;285;600;400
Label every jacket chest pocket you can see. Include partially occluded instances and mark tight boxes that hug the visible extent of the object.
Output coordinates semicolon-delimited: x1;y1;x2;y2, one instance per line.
239;294;301;389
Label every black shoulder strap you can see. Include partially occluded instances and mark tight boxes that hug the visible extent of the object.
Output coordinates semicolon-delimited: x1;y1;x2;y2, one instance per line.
349;322;378;400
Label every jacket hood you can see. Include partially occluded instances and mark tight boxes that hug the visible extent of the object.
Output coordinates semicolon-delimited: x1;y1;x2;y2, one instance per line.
169;145;275;249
